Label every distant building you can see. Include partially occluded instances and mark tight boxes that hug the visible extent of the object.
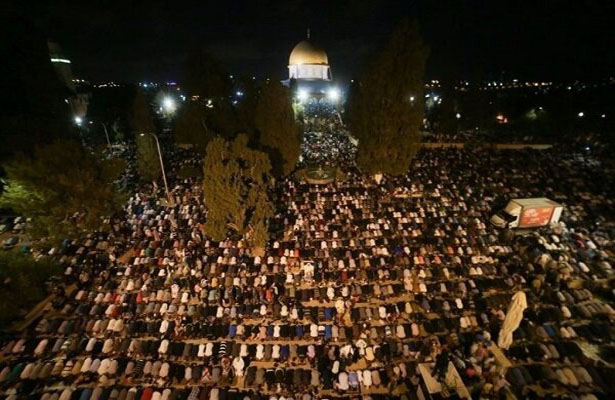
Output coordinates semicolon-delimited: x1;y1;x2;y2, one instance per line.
48;40;75;92
48;40;88;119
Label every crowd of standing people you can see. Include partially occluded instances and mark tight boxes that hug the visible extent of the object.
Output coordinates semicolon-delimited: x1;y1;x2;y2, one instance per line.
0;105;614;400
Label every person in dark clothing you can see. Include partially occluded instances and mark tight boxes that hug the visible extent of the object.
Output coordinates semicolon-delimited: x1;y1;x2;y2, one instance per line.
434;347;451;382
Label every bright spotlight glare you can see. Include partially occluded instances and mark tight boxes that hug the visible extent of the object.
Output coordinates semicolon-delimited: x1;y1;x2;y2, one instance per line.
456;113;461;119
297;89;308;102
163;97;175;111
74;116;82;125
327;88;340;102
578;111;584;117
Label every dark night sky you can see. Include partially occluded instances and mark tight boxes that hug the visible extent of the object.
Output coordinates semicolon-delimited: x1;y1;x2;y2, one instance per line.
15;0;615;83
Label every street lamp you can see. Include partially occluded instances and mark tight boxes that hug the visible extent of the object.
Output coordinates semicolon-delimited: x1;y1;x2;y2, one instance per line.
297;89;308;103
100;122;111;148
327;88;340;102
140;132;171;203
162;97;176;113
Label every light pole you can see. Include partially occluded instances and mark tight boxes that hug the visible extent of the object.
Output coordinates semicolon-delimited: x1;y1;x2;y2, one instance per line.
100;122;111;148
140;132;171;204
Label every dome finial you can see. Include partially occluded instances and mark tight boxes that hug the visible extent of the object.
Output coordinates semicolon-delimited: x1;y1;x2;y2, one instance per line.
307;28;310;39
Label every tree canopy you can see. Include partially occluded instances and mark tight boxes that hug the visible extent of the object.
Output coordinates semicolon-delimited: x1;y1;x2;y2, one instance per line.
0;139;126;243
202;134;273;248
129;89;161;182
254;80;301;176
136;134;161;183
0;250;62;328
180;49;239;138
174;101;213;151
129;89;155;134
182;49;232;100
349;21;429;176
0;13;74;163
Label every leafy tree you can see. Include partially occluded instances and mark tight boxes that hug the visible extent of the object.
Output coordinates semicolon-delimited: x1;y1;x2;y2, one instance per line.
349;21;429;176
288;78;298;96
181;49;238;138
207;101;240;139
235;76;260;140
0;139;126;243
129;89;155;134
202;134;273;248
182;49;232;100
129;89;161;182
174;101;212;151
87;85;135;142
436;81;460;135
0;12;74;163
254;80;301;176
136;134;161;183
0;250;62;328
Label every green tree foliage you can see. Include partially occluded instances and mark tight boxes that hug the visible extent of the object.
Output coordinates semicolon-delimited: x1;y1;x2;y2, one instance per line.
0;251;62;328
136;134;161;183
129;89;161;182
87;86;135;142
181;49;238;138
0;12;74;163
0;139;126;243
202;134;273;248
207;101;240;139
129;89;155;134
235;76;260;140
254;80;301;176
436;82;459;135
349;21;429;175
174;101;212;151
183;49;232;100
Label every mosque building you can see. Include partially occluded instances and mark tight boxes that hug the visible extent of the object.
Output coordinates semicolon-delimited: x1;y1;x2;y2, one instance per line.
284;30;339;102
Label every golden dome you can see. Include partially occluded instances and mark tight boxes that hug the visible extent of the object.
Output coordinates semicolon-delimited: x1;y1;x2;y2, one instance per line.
289;40;328;65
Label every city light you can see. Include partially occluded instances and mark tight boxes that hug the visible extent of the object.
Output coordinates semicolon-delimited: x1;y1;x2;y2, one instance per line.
410;96;415;102
496;114;508;124
50;58;71;64
327;88;340;102
456;113;461;119
74;116;82;125
578;112;584;117
297;89;309;102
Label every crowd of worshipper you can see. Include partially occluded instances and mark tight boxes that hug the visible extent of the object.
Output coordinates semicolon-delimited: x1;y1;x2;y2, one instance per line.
299;103;356;167
0;110;615;400
300;131;356;168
